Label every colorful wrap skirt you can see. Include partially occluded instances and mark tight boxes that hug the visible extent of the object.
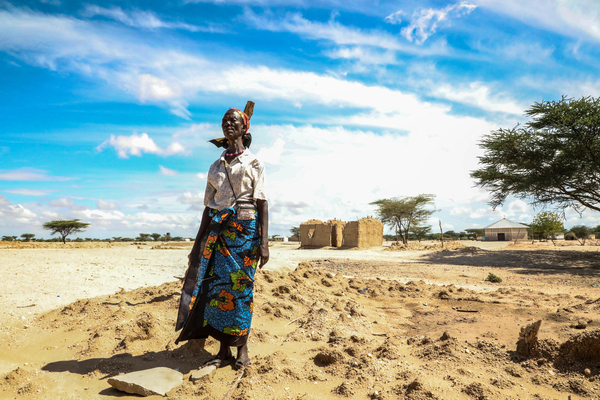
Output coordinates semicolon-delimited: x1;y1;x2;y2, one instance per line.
175;206;260;346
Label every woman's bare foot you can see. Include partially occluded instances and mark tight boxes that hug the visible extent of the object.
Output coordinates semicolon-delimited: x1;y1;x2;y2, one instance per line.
235;344;250;369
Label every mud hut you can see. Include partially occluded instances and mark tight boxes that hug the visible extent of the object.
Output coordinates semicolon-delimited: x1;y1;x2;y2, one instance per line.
300;217;382;248
484;218;528;241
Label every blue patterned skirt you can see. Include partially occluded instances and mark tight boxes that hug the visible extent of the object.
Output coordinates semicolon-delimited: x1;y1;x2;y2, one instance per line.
175;207;260;346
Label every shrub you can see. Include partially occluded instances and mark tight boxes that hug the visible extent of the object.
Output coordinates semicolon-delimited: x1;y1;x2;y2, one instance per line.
485;273;502;283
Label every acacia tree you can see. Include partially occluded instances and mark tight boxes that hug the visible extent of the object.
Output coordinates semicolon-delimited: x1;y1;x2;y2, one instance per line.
370;194;436;244
465;228;484;240
42;219;90;244
471;96;600;214
137;233;151;241
409;226;431;242
151;233;162;241
570;225;591;245
530;212;563;244
289;226;300;238
21;233;35;242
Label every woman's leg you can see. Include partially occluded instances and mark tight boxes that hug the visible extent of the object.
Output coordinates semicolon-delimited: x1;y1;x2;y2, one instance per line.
236;343;250;367
216;339;231;360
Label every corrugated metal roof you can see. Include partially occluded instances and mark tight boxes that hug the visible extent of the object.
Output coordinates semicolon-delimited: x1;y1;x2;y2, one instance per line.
484;218;529;229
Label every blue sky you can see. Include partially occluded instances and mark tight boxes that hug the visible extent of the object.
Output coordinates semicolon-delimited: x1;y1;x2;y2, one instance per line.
1;0;600;239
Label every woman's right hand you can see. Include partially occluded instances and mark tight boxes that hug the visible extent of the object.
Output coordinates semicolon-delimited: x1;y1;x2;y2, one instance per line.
184;252;192;277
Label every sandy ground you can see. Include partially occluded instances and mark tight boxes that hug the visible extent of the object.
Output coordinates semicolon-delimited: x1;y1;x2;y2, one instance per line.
1;240;599;399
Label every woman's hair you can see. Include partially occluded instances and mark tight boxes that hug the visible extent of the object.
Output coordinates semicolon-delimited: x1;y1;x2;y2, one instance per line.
243;132;252;148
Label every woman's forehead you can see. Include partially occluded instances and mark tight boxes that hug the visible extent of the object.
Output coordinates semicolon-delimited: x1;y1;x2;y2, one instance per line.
223;110;242;120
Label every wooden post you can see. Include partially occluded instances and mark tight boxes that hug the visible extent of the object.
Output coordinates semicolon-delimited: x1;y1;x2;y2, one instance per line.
439;220;444;248
244;101;255;120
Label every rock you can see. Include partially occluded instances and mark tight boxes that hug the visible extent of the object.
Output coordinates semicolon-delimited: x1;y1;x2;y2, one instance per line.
190;365;217;382
584;368;591;377
575;320;587;329
107;367;183;397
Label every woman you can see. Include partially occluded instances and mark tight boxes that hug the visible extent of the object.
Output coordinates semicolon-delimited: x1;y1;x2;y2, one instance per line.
175;107;269;370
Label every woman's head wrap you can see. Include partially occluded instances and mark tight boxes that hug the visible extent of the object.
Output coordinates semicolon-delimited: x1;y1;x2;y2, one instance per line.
209;108;252;149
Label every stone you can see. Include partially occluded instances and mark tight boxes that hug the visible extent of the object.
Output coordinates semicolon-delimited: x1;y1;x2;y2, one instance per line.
575;320;587;329
107;367;183;397
584;368;591;377
190;365;217;382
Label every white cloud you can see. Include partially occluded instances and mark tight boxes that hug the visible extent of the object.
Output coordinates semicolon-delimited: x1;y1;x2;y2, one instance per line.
385;10;405;25
400;2;476;45
0;196;38;225
3;189;51;196
75;209;125;221
160;166;178;176
96;199;118;210
0;6;517;124
507;199;528;214
97;133;186;158
49;198;76;208
405;63;525;115
0;194;10;206
242;9;448;57
251;122;492;229
325;47;398;66
196;173;207;179
82;5;217;32
474;0;600;43
0;168;74;182
2;204;37;220
255;138;285;166
432;82;523;115
178;191;204;211
450;206;470;215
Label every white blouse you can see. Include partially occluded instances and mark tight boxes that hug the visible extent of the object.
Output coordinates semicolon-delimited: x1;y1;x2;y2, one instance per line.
203;150;267;210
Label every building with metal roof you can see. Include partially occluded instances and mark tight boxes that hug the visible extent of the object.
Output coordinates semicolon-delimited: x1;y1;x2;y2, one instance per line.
484;218;528;241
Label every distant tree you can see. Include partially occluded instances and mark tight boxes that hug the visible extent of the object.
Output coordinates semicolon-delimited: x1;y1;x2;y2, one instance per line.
42;219;90;244
2;235;17;241
444;230;457;239
163;233;172;242
465;228;484;239
290;226;300;238
409;226;431;242
471;96;600;214
530;212;563;245
20;233;35;242
112;237;123;242
172;236;184;241
570;225;592;245
136;233;151;241
151;233;162;241
371;194;436;244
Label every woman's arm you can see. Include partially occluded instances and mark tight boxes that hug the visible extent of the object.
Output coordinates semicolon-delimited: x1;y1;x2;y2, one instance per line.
256;199;269;268
188;207;211;270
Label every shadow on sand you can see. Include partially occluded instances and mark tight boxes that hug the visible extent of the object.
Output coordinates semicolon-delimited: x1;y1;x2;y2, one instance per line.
419;249;600;277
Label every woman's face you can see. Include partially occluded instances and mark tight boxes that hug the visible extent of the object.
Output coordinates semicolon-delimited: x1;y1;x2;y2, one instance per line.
222;111;245;140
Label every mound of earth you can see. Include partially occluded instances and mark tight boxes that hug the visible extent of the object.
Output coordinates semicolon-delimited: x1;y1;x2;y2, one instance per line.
387;241;467;251
1;262;599;399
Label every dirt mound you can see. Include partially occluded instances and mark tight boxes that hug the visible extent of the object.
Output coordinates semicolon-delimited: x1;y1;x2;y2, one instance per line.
2;262;600;399
387;241;467;251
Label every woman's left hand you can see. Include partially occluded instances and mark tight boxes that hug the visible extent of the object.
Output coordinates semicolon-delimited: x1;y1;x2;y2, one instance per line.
258;243;269;268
